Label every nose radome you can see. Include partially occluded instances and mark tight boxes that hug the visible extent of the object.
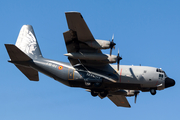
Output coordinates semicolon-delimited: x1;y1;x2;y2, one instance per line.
165;77;175;88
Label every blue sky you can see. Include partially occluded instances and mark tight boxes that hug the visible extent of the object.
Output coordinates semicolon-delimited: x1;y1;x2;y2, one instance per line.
0;0;180;120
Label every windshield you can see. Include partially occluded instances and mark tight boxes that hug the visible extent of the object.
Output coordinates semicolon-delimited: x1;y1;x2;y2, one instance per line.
156;68;167;77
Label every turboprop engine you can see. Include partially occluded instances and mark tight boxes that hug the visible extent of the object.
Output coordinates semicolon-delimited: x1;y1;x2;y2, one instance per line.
85;39;115;50
64;52;117;63
109;90;138;96
109;90;140;103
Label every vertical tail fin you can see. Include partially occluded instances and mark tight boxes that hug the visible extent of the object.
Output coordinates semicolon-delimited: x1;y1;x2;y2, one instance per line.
4;25;41;81
15;25;42;59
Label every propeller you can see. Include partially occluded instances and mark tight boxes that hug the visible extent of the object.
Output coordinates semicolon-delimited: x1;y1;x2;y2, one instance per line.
110;34;116;56
134;91;140;103
117;49;122;71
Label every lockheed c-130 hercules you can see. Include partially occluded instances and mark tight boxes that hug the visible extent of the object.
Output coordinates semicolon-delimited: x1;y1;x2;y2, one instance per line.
5;12;175;108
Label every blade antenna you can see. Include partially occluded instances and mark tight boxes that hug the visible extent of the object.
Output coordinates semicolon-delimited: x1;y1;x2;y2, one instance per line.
134;91;140;103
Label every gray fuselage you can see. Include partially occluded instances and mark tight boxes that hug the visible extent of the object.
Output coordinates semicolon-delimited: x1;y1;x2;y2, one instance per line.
30;57;168;92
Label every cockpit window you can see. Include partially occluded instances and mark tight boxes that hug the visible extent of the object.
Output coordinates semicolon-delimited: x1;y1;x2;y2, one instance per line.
156;68;167;77
156;68;163;73
156;68;163;72
159;74;163;78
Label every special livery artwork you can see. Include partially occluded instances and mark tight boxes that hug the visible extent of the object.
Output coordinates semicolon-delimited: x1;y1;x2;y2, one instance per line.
5;12;175;108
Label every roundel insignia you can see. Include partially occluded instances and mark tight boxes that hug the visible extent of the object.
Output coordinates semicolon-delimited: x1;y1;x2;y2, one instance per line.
58;65;63;70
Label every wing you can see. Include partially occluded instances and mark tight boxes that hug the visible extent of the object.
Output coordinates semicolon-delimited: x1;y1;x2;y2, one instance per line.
65;12;95;42
63;30;101;53
63;12;103;66
108;95;131;108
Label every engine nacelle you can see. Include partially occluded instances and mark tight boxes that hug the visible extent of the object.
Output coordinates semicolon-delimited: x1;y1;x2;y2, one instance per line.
85;39;111;49
109;90;139;97
106;54;117;63
64;52;108;60
64;52;117;63
125;90;136;96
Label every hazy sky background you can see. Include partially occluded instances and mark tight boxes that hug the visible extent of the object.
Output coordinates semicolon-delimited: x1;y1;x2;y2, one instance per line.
0;0;180;120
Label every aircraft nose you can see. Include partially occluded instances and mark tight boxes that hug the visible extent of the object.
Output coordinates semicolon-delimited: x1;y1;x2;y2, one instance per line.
165;77;175;88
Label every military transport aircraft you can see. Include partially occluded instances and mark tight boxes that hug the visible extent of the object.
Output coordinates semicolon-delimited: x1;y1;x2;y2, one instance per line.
5;12;175;108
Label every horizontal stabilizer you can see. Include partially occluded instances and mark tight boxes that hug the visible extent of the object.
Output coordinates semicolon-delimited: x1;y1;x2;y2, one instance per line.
16;65;39;81
5;44;31;61
5;44;39;81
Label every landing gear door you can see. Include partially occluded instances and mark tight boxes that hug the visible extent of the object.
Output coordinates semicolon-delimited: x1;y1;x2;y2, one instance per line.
68;68;74;80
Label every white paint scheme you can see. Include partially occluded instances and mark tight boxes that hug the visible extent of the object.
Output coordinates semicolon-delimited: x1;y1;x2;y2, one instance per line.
111;65;166;90
15;25;42;59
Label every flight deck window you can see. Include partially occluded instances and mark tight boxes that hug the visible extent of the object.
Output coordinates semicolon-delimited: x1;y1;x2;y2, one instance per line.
157;68;167;78
159;74;163;78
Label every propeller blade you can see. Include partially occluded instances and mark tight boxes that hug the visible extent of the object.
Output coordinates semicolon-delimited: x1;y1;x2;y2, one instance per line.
109;34;116;56
113;46;115;49
110;48;112;56
117;60;120;71
112;34;114;41
117;49;122;71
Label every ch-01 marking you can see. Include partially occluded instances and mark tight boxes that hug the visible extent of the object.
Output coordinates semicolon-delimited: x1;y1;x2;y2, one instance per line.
45;62;58;68
46;62;63;71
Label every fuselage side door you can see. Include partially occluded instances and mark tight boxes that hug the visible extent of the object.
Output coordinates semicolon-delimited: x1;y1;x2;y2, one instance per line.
68;68;74;80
